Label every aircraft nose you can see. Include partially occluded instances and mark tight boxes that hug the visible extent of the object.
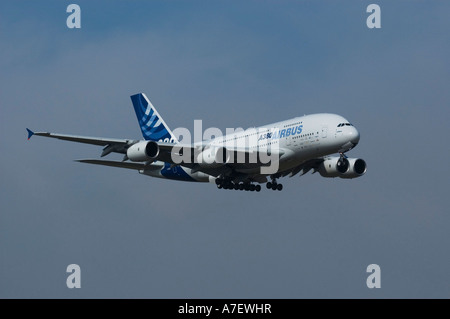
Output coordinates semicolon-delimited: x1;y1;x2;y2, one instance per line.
349;127;360;145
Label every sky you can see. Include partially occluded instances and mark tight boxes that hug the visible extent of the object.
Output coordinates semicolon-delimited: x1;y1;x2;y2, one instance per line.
1;1;449;298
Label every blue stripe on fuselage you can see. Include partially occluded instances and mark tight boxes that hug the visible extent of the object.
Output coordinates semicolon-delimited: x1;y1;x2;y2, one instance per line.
160;162;195;182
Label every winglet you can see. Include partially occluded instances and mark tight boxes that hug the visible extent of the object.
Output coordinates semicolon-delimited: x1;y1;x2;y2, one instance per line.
26;128;34;140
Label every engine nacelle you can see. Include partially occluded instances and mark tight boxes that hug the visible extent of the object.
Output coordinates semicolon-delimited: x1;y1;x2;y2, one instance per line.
127;141;159;162
318;157;367;179
196;147;230;168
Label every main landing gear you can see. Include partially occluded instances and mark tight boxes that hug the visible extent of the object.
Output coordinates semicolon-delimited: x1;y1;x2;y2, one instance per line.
266;179;283;191
215;176;284;192
215;178;261;192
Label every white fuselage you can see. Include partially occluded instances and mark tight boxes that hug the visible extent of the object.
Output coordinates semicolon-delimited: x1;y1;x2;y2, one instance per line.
210;113;359;173
142;113;360;182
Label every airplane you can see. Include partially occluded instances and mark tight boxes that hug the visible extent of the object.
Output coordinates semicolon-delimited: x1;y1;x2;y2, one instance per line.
26;93;366;192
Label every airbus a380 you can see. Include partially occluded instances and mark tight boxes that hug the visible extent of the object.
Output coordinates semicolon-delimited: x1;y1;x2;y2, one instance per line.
27;93;367;192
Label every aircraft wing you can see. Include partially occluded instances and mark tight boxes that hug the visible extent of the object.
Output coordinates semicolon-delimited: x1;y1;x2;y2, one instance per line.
76;159;163;170
280;158;325;177
152;142;282;161
152;142;286;179
27;128;138;156
27;128;286;178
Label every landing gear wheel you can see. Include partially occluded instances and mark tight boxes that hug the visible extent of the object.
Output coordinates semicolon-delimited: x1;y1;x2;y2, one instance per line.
277;184;283;191
250;184;256;192
266;182;272;189
239;183;244;190
255;185;261;192
271;184;277;191
337;153;350;173
217;184;222;189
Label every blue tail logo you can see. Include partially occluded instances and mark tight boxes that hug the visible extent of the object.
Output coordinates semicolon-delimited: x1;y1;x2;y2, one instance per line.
130;93;176;143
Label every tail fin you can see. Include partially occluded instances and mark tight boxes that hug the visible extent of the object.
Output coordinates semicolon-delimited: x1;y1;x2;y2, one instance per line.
130;93;177;143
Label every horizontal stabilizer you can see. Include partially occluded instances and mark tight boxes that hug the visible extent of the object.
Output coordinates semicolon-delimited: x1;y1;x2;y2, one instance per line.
75;159;163;171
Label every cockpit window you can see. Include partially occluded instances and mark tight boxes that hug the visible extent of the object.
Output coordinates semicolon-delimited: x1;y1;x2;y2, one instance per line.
338;123;352;127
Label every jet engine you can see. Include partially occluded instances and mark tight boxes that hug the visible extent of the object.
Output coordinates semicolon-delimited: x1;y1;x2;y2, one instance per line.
318;156;367;179
127;141;159;162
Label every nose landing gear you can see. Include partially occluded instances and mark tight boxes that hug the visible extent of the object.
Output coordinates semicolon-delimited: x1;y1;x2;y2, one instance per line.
337;152;350;173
